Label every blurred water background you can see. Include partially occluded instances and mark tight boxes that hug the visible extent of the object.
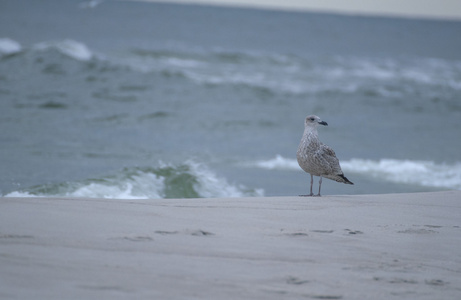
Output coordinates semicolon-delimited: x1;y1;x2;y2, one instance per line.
1;0;461;198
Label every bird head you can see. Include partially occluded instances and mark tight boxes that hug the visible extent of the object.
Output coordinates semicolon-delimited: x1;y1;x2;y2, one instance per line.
305;115;328;127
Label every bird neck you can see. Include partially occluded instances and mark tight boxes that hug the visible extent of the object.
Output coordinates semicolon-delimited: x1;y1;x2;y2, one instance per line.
303;126;318;139
301;126;320;148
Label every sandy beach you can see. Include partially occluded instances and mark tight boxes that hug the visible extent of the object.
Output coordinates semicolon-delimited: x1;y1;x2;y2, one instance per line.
1;191;460;299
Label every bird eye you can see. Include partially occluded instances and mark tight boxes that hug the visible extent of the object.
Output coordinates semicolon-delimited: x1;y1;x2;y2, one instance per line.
309;117;315;121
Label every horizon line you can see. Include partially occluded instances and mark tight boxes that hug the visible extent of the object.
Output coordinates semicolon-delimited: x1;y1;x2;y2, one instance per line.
121;0;461;22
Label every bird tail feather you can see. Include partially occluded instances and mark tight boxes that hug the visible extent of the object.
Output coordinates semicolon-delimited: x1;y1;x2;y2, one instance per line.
338;174;354;185
325;174;354;185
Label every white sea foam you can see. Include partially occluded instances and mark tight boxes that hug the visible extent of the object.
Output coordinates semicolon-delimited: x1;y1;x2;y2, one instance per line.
251;155;461;190
79;0;104;9
253;155;300;170
0;38;22;56
68;173;164;199
341;159;461;190
3;191;36;198
4;172;164;199
34;40;93;61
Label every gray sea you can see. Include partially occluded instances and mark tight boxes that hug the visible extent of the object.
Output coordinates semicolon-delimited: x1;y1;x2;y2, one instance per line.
1;0;461;198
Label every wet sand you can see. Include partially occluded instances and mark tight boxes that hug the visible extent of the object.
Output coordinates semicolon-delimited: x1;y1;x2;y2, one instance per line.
1;191;461;299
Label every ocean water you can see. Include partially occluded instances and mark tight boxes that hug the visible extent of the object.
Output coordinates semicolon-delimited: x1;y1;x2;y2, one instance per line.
1;0;461;198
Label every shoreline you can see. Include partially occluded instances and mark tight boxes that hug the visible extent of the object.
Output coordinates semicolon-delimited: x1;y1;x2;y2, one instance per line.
1;191;461;299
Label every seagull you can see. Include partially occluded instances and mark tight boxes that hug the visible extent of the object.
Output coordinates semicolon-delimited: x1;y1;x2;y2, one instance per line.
297;115;353;196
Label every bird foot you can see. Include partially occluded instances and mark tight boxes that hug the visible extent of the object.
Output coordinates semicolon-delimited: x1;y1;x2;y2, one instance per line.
299;194;314;197
313;194;322;197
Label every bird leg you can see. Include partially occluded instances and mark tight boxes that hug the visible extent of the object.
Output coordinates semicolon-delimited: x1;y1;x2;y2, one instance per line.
299;174;314;197
314;177;322;197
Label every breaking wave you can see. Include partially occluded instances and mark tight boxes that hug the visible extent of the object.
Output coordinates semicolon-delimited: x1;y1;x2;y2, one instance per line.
0;38;22;56
122;48;461;97
4;38;461;102
251;155;461;190
33;39;94;61
4;161;264;199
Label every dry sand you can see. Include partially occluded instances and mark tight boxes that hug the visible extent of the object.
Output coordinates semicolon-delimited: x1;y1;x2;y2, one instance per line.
1;191;461;299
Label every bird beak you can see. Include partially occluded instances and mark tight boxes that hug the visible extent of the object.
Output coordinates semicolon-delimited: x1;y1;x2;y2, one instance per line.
318;121;328;126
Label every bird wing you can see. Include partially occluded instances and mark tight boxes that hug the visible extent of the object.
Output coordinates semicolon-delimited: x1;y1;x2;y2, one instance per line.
320;143;336;157
318;143;343;175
